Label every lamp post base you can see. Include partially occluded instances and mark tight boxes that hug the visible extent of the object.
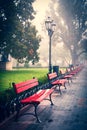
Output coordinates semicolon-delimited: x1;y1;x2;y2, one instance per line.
49;64;52;73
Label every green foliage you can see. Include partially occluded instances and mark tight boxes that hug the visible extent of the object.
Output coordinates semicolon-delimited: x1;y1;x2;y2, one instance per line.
16;0;35;21
0;68;48;92
0;88;15;104
0;68;48;104
24;63;29;68
0;0;41;63
0;67;65;103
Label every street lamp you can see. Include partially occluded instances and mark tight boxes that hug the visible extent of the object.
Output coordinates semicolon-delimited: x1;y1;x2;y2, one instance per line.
45;17;56;73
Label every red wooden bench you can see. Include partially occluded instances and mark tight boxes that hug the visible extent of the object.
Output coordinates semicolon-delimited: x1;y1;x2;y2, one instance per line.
47;72;68;94
64;74;73;83
64;65;83;82
12;78;55;123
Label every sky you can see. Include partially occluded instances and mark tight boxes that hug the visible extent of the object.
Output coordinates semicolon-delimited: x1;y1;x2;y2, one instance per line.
32;0;71;67
33;0;50;33
32;0;51;66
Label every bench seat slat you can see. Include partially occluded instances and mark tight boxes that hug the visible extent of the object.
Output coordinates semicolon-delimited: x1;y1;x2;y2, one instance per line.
51;79;67;85
36;88;54;102
52;80;60;85
58;79;67;84
64;75;72;78
20;88;54;104
20;90;46;104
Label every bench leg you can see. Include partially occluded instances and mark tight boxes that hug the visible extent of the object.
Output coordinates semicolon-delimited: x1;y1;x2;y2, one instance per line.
15;102;21;121
34;103;41;123
66;78;70;86
49;93;54;105
58;85;62;94
71;77;73;83
15;101;41;123
67;77;72;85
64;82;66;89
15;109;20;121
22;103;41;123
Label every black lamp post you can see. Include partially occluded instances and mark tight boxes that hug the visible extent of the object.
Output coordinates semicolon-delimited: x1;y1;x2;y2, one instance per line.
45;17;56;73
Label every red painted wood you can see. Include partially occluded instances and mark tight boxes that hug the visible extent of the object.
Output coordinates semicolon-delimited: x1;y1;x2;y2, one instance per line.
13;78;38;94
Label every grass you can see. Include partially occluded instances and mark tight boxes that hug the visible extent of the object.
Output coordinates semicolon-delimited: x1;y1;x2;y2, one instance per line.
0;67;67;93
0;68;48;92
0;67;67;105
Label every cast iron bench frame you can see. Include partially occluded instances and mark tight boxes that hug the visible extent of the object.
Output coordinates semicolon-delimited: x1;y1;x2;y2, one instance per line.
64;66;83;83
12;78;55;123
47;72;68;94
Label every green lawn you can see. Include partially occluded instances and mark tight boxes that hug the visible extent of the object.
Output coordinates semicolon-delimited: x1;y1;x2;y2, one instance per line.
0;68;48;92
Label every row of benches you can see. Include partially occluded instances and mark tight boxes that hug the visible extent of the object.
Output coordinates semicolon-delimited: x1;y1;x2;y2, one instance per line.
12;65;83;123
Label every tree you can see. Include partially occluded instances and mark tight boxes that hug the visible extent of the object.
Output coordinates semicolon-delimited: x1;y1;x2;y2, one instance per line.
79;30;87;54
0;0;41;64
57;0;87;59
48;0;87;65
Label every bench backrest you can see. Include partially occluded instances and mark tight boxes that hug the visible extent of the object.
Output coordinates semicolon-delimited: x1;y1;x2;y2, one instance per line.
12;78;39;94
47;72;57;80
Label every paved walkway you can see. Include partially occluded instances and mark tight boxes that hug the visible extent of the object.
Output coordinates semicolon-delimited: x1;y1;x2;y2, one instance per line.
0;65;87;130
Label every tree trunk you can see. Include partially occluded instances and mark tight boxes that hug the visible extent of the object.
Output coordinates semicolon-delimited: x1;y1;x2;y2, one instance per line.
0;61;12;70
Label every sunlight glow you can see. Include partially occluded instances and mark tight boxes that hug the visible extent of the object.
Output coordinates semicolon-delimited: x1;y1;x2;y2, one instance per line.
60;18;65;26
54;3;58;11
55;12;59;17
33;0;50;33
